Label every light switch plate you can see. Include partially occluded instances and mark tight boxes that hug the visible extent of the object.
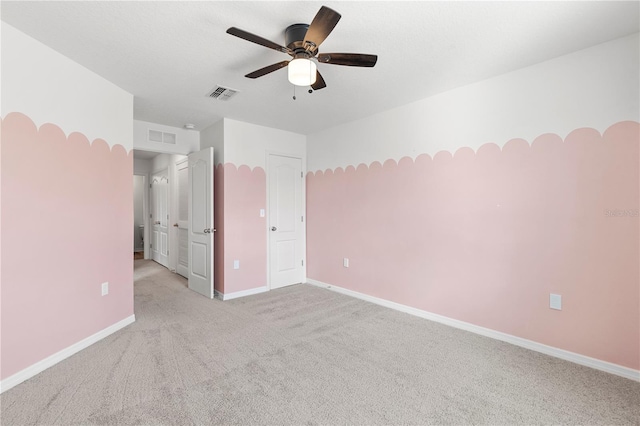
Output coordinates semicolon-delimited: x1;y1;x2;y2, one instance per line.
550;293;562;310
343;258;349;268
101;282;109;296
233;260;240;270
260;209;265;217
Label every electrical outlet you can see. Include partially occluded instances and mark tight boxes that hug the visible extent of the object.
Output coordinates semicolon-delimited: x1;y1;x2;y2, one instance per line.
343;258;349;268
101;282;109;296
550;293;562;310
233;260;240;270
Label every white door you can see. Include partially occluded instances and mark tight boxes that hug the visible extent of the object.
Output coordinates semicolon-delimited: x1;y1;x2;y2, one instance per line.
188;148;214;298
175;158;189;278
268;154;304;289
151;170;169;268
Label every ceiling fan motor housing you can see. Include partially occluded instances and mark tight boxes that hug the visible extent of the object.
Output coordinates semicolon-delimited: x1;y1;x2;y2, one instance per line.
285;24;316;57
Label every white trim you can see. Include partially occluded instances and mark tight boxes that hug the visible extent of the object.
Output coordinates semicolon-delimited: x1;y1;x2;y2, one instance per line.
215;286;268;301
306;278;640;382
0;315;136;394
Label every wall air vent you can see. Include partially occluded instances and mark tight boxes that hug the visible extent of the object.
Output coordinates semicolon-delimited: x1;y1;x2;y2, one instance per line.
208;85;239;101
148;129;177;144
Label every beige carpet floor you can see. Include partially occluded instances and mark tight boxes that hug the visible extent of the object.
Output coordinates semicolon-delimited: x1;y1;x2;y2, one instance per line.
1;260;639;425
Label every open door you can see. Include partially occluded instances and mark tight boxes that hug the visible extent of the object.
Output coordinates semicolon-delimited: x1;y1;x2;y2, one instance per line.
151;170;169;267
188;148;214;298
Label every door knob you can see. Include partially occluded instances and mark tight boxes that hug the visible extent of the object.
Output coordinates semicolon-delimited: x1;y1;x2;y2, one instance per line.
271;226;277;231
204;228;210;233
173;223;179;227
155;221;161;225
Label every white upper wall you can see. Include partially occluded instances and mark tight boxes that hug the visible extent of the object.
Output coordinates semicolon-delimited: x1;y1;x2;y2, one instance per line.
133;119;200;155
200;119;224;166
151;153;187;173
307;33;640;172
224;118;306;170
1;23;133;149
133;158;152;175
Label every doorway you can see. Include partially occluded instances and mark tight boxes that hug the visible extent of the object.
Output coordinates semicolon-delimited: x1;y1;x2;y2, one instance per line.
133;175;146;260
132;148;214;299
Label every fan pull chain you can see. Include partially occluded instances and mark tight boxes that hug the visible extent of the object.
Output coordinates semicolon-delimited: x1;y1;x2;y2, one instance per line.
308;59;314;94
293;85;296;101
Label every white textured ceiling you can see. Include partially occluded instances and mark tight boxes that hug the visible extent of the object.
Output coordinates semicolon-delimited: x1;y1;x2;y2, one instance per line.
2;1;639;135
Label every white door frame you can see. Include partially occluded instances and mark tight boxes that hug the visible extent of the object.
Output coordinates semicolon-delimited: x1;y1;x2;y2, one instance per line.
265;151;306;290
133;173;149;258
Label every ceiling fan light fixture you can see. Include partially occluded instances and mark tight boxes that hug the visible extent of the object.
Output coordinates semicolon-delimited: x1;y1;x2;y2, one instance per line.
288;58;317;86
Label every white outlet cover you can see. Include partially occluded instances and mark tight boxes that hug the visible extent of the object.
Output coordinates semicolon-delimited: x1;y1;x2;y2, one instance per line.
260;209;265;217
233;260;240;269
550;293;562;310
101;282;109;296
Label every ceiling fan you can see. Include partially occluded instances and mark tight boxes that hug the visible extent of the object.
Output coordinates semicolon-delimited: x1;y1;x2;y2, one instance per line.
226;5;377;91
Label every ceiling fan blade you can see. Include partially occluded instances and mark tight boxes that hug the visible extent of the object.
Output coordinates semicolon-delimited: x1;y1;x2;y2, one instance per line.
311;70;326;90
245;61;290;79
303;6;341;50
317;53;378;67
227;27;291;55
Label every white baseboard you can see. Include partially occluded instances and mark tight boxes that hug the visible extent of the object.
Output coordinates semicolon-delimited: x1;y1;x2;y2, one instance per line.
306;278;639;382
0;315;136;394
215;286;268;301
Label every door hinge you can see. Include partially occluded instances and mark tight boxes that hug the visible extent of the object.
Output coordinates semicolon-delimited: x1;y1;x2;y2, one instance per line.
149;184;152;188
167;250;169;255
167;214;169;219
301;172;303;178
150;243;152;248
301;216;304;222
150;214;153;218
301;260;304;266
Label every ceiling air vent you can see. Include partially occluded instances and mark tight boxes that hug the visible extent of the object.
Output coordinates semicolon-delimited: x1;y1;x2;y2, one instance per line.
148;129;177;144
208;85;239;101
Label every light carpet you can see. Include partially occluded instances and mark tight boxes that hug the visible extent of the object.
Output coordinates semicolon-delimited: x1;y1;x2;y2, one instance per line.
1;260;639;425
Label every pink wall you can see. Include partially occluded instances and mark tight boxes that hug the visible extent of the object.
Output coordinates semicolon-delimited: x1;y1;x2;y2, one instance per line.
221;164;267;294
1;112;134;379
307;121;639;369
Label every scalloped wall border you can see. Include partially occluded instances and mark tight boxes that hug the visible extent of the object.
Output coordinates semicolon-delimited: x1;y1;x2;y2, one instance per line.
307;121;639;175
305;119;639;370
1;112;132;154
1;111;135;381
